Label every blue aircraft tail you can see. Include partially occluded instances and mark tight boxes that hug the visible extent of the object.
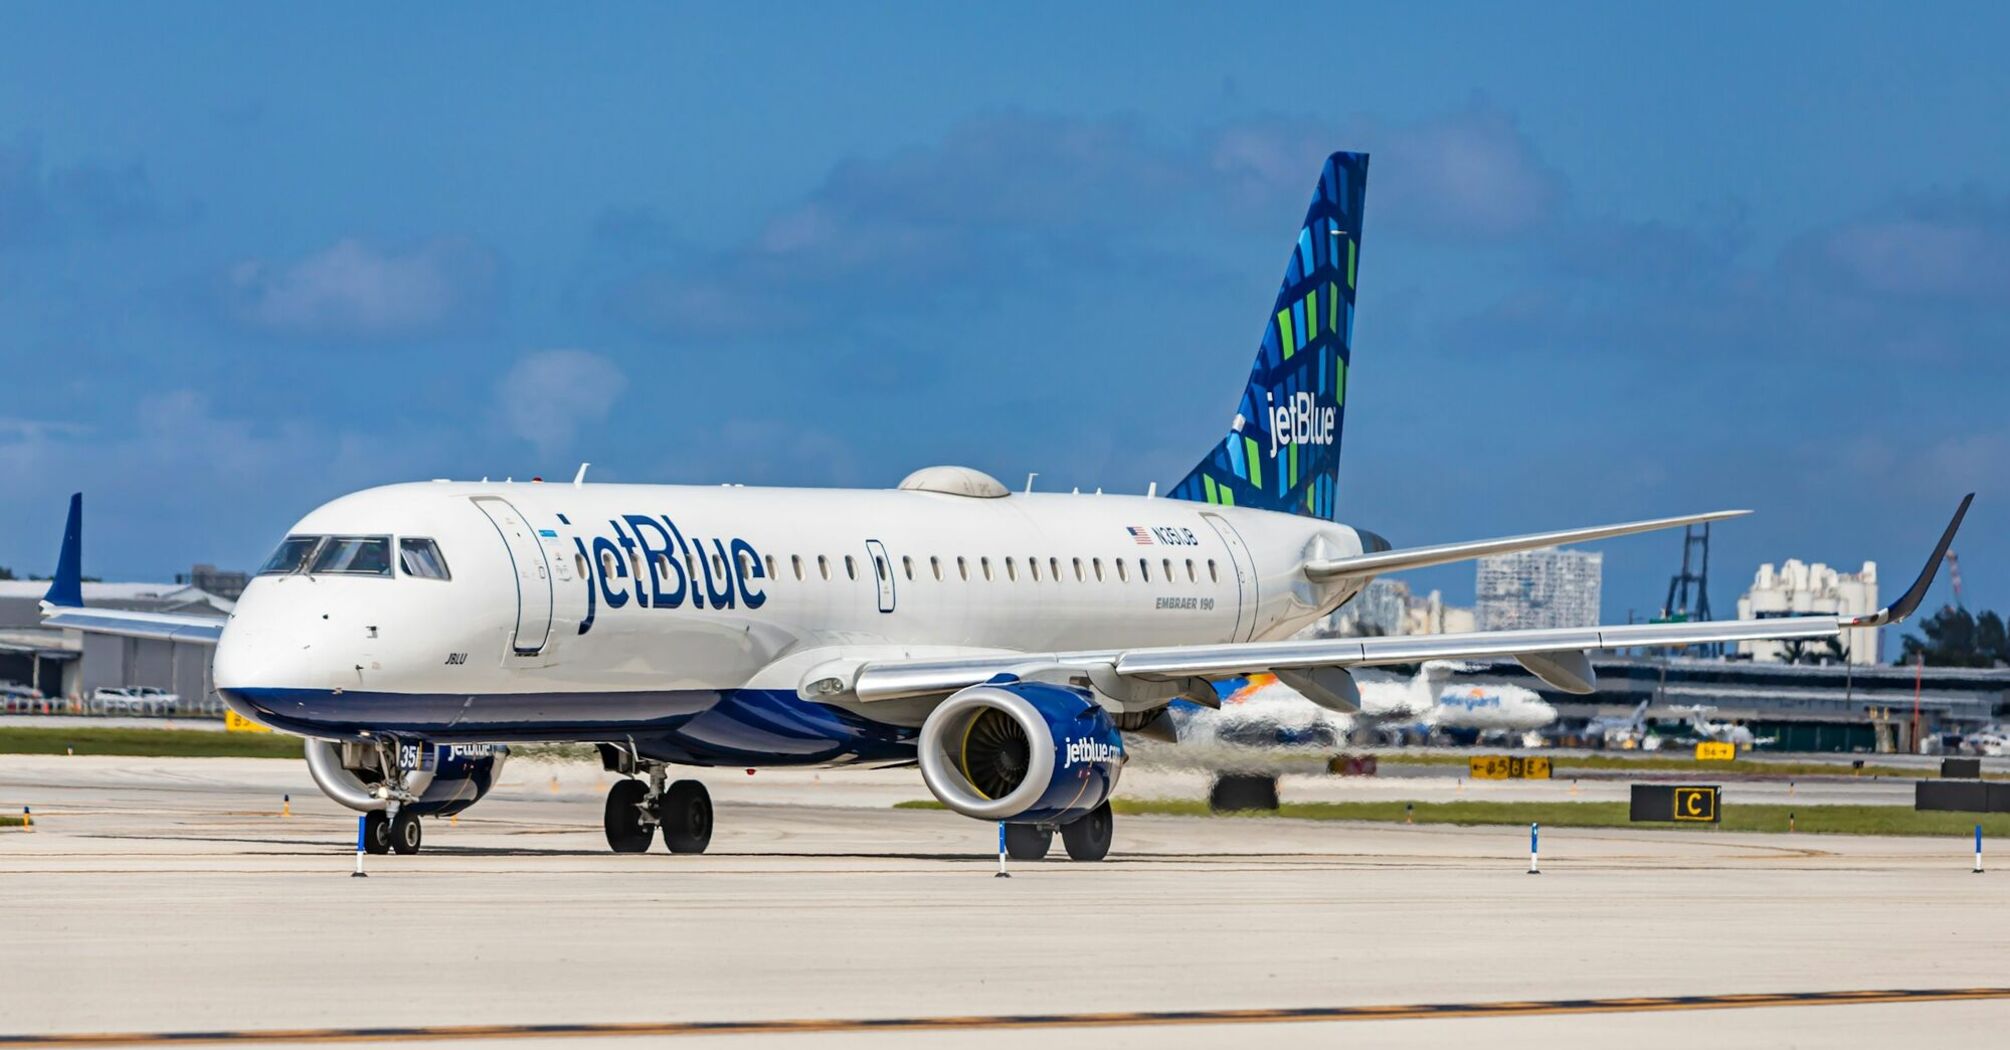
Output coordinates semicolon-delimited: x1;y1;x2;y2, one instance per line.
42;493;83;608
1169;151;1367;518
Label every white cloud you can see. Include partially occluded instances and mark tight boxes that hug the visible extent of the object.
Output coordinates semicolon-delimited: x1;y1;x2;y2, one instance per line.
224;236;499;340
496;349;627;456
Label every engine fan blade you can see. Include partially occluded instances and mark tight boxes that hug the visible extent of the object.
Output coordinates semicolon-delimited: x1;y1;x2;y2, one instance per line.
960;708;1031;799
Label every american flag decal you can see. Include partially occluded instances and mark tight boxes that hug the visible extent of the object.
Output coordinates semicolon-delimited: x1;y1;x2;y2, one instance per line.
1126;526;1154;545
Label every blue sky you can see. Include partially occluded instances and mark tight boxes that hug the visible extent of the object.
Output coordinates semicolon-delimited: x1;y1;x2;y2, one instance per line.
2;3;2005;633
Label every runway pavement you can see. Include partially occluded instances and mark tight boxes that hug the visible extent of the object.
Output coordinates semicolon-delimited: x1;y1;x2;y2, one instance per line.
2;755;2005;1048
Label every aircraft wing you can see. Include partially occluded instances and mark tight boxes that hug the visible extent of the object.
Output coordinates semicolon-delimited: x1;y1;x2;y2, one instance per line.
1303;508;1750;579
33;493;227;645
849;495;1970;704
40;606;226;644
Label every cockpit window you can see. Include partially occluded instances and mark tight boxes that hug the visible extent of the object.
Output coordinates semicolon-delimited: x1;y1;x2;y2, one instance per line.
259;536;322;575
398;538;451;581
309;536;393;576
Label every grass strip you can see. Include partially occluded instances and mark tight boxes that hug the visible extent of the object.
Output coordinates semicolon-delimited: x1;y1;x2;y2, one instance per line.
0;726;300;759
896;797;2010;838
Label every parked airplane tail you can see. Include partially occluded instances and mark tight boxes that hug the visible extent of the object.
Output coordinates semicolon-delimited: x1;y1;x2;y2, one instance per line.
1170;150;1367;519
41;493;84;609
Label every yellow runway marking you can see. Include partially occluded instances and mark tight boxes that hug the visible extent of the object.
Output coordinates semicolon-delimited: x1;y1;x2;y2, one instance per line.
4;988;2007;1046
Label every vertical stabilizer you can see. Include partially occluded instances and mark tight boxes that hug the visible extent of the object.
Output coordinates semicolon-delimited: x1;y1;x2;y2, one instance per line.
1170;151;1368;518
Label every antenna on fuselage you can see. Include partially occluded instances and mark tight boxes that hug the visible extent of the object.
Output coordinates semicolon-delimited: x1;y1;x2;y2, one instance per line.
1146;481;1158;498
574;462;590;487
1024;472;1038;494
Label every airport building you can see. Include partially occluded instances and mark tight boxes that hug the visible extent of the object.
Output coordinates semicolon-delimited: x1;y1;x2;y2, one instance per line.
1475;547;1602;631
1323;578;1477;637
1735;558;1881;665
0;581;232;706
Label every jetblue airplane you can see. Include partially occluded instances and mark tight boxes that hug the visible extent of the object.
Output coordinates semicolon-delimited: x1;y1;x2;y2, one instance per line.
38;151;1970;862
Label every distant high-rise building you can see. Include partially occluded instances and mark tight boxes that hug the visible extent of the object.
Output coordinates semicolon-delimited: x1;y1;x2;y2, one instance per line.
176;564;249;601
1736;559;1880;665
1476;548;1603;631
1320;577;1477;638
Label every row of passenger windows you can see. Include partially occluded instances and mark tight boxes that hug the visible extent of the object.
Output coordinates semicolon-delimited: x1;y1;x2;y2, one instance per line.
577;548;1217;587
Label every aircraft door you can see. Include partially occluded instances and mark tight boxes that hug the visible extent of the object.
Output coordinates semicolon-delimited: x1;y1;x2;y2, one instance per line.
1201;513;1259;642
472;497;555;655
865;539;896;613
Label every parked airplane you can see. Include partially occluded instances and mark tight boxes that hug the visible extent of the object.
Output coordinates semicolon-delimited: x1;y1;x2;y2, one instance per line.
1171;662;1557;753
37;151;1970;862
1585;700;1658;750
1674;704;1775;749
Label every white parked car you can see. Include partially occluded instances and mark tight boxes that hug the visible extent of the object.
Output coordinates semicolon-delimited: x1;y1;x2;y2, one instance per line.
92;686;181;716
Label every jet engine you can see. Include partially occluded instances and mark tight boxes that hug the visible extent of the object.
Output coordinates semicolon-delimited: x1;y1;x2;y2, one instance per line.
304;739;507;816
917;681;1125;823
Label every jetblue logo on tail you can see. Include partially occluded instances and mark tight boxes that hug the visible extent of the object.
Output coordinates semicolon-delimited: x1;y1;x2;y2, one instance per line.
1266;390;1337;459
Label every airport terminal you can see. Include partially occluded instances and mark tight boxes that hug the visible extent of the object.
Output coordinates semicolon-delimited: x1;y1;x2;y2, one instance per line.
5;8;2009;1049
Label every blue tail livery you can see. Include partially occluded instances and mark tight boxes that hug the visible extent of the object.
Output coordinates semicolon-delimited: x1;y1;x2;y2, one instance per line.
1170;151;1367;519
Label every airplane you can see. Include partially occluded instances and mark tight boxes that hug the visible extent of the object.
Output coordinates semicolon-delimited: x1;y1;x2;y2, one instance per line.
35;150;1972;863
1181;662;1556;752
1673;704;1775;749
1585;700;1658;750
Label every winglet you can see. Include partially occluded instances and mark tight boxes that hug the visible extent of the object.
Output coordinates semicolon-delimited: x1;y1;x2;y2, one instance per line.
1848;493;1973;628
42;493;85;609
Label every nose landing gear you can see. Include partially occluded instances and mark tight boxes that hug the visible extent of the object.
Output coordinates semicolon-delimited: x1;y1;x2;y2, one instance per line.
600;758;713;855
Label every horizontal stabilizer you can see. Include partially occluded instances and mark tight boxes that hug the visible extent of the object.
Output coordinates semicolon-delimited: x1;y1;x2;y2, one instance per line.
1303;508;1750;579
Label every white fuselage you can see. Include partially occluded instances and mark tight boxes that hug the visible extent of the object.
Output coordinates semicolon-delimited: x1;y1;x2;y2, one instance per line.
214;480;1372;747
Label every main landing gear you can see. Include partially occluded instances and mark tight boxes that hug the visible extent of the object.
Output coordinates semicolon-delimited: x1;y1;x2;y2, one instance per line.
602;763;713;855
1003;801;1115;863
361;807;425;855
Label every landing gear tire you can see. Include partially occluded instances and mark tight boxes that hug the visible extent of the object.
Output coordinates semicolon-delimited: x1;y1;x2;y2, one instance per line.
1061;801;1114;862
1004;823;1053;861
389;810;423;855
660;779;713;854
604;779;655;853
362;810;391;855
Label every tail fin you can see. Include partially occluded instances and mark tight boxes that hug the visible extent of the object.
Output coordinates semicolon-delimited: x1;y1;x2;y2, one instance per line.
42;493;83;609
1170;151;1368;518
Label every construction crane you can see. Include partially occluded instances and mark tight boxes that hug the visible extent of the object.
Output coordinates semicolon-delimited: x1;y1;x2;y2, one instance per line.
1654;523;1718;657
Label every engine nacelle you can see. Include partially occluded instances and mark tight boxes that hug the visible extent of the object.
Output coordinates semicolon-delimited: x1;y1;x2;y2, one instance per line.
917;681;1124;823
304;739;507;816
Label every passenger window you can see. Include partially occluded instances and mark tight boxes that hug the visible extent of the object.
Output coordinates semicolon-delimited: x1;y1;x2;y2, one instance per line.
818;555;831;580
1208;559;1218;582
875;555;889;580
1116;559;1128;582
259;536;322;575
654;553;671;578
1092;558;1104;582
311;536;393;576
1049;557;1060;581
980;556;993;581
957;556;968;581
738;551;754;576
712;554;726;578
1028;557;1040;582
1186;558;1196;582
1005;557;1017;582
931;556;942;581
1162;558;1173;581
633;552;645;579
902;555;914;581
575;553;589;579
845;555;857;580
1073;558;1084;582
601;550;619;577
1139;558;1150;583
792;555;804;581
764;555;776;579
398;538;451;580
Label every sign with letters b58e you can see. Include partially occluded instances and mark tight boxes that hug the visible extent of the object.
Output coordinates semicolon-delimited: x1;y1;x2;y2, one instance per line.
1468;755;1552;780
